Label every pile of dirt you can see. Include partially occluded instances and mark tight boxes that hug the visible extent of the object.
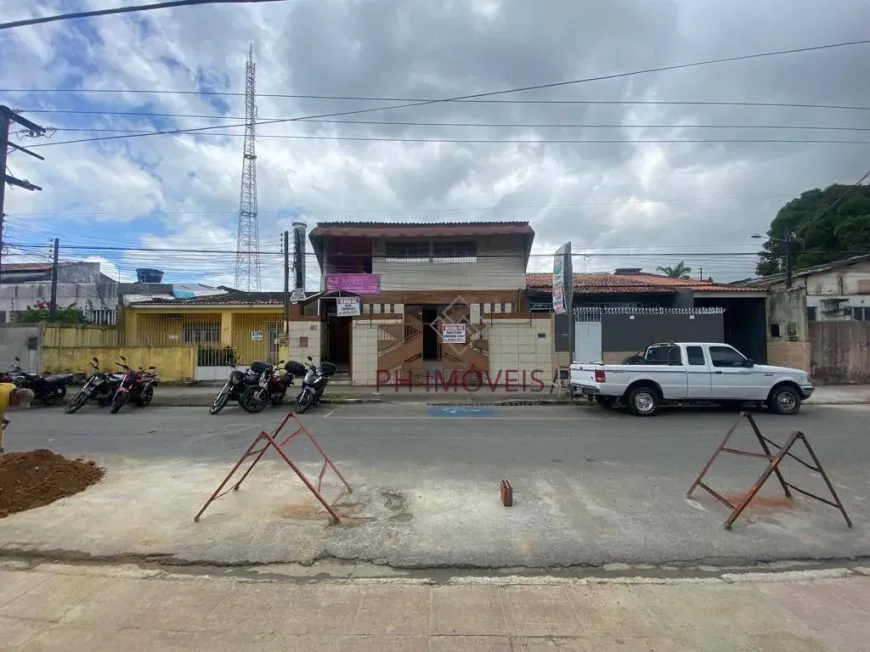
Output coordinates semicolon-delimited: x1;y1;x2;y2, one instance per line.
0;449;105;518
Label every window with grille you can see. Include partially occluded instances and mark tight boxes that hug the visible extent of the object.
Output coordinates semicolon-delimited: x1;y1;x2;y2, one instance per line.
852;306;870;321
183;322;220;343
384;241;429;262
433;241;477;263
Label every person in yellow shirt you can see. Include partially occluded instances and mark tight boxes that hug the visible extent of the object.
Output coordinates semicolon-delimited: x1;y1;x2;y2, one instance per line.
0;383;34;453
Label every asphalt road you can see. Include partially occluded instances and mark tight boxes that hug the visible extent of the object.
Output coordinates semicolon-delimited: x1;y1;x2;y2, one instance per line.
7;402;870;469
3;403;869;569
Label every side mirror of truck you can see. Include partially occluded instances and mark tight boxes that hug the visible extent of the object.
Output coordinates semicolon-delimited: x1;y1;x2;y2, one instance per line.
744;358;755;368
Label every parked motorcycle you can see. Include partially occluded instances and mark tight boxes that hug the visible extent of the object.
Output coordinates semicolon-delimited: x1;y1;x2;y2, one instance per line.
209;360;272;415
7;357;73;407
294;357;336;414
65;357;124;414
239;360;300;414
110;357;159;414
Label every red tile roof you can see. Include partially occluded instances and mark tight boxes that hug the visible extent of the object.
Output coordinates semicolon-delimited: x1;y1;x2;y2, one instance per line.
310;221;533;238
0;263;53;272
526;272;761;294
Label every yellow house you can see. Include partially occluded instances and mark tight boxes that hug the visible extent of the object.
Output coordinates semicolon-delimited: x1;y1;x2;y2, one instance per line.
122;291;322;381
41;291;322;383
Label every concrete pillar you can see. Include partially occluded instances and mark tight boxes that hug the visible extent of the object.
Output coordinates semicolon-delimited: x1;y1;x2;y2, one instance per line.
220;311;233;347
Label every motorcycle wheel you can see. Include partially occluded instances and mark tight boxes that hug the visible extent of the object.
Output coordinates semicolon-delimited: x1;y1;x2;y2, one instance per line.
296;390;314;414
42;386;66;407
110;391;129;414
138;385;154;407
65;389;88;414
240;386;269;414
210;384;231;415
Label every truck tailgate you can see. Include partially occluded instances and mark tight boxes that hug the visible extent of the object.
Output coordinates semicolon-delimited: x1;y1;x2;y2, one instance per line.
569;363;599;388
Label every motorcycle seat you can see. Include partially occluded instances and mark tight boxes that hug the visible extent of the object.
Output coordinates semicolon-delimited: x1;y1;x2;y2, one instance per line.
250;360;272;374
43;374;72;384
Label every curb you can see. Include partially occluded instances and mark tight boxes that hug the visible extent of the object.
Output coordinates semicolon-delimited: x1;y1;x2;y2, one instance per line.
146;396;580;408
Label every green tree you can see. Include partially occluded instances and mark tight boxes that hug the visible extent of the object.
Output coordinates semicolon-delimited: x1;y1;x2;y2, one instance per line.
756;184;870;276
17;300;87;324
656;260;692;279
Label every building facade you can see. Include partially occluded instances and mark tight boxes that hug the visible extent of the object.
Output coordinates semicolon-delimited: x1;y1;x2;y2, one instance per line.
309;221;551;386
742;255;870;379
527;268;768;365
0;262;118;325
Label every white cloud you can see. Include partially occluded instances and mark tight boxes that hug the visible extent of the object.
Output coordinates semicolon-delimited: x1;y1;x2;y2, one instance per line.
1;0;868;285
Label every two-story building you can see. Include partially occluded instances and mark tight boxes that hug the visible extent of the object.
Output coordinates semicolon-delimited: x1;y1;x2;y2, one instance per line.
309;221;551;386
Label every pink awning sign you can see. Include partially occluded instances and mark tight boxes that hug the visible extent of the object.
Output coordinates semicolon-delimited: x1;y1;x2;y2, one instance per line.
325;274;381;294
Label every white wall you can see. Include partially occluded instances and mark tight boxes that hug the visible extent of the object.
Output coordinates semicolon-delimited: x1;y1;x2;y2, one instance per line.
487;319;553;390
351;318;402;385
0;282;118;324
371;235;527;291
287;321;322;363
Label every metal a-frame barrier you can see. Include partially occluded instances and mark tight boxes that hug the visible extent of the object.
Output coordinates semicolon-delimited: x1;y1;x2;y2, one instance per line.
194;411;352;524
687;411;852;530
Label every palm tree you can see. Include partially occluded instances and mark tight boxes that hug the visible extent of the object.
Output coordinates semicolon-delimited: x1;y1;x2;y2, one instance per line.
656;260;692;279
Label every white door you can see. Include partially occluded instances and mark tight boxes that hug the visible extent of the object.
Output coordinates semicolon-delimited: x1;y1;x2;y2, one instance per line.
685;345;712;399
708;345;753;399
573;320;602;363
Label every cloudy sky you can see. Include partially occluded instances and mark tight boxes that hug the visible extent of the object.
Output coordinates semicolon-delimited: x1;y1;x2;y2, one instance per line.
1;0;869;288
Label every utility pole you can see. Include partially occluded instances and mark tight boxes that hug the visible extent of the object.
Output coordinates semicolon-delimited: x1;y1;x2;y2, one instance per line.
784;217;793;289
283;230;290;334
49;238;59;320
0;105;46;285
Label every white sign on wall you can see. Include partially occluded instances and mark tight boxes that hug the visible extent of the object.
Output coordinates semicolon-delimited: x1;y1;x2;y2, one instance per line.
442;323;466;344
251;330;264;341
336;297;361;317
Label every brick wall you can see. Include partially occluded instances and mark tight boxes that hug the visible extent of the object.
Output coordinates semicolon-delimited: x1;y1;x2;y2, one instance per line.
767;341;811;372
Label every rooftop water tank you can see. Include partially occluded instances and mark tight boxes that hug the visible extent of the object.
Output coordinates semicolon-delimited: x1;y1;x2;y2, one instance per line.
136;268;164;283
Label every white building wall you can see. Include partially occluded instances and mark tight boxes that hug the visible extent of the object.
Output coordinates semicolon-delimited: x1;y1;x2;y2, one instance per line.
772;262;870;321
0;282;119;324
351;318;402;385
287;321;322;363
371;235;527;291
486;318;553;390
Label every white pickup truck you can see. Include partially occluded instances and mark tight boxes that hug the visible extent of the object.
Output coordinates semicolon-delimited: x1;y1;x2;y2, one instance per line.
570;342;813;417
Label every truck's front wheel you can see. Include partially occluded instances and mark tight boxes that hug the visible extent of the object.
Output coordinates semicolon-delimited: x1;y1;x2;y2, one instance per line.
768;385;802;415
627;385;659;417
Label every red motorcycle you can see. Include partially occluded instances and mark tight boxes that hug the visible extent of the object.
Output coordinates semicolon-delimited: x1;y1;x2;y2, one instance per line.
239;360;299;413
110;357;159;414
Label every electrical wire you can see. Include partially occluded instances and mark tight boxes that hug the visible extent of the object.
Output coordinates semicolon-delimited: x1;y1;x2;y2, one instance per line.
9;96;870;114
9;242;870;258
2;193;797;217
20;37;870;149
35;121;870;133
27;132;870;148
0;0;289;31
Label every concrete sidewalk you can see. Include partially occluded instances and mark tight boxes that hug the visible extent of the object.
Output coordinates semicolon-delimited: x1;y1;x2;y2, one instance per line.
1;563;867;651
137;383;870;407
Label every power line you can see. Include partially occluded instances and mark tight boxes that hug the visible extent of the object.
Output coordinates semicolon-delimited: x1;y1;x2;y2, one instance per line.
0;193;797;217
9;242;869;258
10;96;870;114
34;121;870;133
19;37;870;149
0;0;288;31
27;132;870;148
